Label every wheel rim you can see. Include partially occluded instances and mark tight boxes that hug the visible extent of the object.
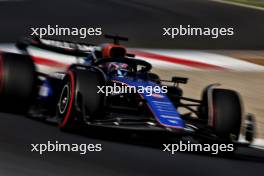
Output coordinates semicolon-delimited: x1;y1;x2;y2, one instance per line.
58;84;70;114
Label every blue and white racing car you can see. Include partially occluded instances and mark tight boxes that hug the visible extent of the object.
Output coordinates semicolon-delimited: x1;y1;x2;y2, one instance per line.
0;36;255;144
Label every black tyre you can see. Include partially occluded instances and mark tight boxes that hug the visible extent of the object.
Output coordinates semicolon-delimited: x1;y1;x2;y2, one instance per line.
202;88;242;140
57;67;105;129
0;52;36;113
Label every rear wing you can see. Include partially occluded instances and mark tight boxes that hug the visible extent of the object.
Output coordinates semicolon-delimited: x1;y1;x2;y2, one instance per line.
16;37;97;57
161;76;188;86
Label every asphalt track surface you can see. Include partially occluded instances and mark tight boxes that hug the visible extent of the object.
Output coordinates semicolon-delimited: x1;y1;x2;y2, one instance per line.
1;113;264;176
0;0;264;49
0;0;264;176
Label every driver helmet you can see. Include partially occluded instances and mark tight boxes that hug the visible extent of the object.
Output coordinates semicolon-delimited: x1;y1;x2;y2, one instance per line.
107;62;129;77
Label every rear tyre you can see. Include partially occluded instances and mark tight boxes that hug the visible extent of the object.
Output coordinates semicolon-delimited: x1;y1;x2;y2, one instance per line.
57;67;105;130
201;88;242;140
0;52;36;113
213;89;242;140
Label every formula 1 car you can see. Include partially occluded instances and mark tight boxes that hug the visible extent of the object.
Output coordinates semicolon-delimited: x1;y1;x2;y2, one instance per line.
0;36;255;144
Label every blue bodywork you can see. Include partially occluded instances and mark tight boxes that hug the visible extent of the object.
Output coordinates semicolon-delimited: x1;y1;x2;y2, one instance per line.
112;76;185;129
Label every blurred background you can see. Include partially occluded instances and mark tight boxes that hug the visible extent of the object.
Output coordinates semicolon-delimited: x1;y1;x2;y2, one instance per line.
0;0;264;49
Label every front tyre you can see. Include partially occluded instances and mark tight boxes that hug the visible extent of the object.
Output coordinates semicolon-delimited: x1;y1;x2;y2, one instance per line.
57;67;106;130
57;71;75;129
0;52;36;114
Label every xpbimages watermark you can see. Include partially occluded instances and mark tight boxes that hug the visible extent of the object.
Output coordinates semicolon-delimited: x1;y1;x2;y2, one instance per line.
163;25;234;39
30;25;102;39
163;141;234;155
30;141;102;155
97;83;168;96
